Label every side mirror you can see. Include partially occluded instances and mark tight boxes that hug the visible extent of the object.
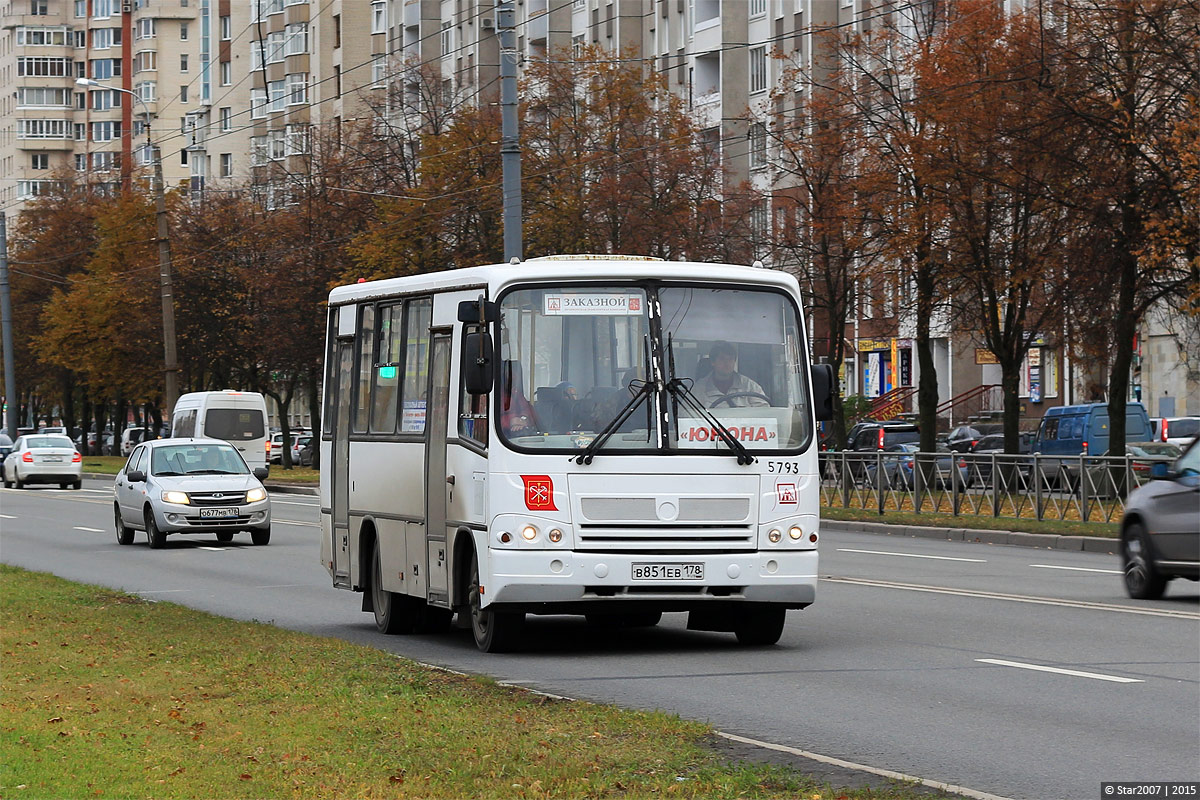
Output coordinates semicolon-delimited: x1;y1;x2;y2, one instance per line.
810;364;835;422
463;331;495;395
253;467;269;481
1150;462;1170;480
127;470;146;483
457;298;499;323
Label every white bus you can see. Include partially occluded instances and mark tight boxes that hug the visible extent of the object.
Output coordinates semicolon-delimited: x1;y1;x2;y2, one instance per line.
319;256;834;651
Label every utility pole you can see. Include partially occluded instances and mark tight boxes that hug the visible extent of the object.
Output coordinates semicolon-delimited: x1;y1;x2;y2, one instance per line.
77;78;179;418
0;212;17;439
498;0;522;262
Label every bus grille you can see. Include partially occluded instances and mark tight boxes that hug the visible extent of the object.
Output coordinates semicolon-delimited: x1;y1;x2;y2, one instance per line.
575;526;755;552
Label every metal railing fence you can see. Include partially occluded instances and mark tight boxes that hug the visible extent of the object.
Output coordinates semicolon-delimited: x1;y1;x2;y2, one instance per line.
818;450;1174;524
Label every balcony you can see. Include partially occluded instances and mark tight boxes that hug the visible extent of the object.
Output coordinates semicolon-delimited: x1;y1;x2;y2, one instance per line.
132;2;197;20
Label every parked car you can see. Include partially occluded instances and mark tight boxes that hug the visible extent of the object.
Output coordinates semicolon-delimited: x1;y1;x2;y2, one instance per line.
298;438;316;467
270;429;311;464
863;443;968;490
1119;436;1199;599
965;432;1034;488
1126;442;1183;481
3;434;82;489
37;426;68;435
946;423;1003;453
844;421;921;477
120;427;150;456
0;433;14;484
113;438;272;548
291;435;312;465
1150;416;1199;448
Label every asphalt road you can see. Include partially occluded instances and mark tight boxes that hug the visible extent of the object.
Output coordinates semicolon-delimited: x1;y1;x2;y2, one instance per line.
2;479;1197;800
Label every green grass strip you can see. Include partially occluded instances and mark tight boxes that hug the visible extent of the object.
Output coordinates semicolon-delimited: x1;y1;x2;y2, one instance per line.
822;506;1120;538
1;565;947;799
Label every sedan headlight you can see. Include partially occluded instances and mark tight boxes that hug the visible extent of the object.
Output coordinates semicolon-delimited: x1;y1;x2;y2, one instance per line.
245;487;267;503
162;490;190;505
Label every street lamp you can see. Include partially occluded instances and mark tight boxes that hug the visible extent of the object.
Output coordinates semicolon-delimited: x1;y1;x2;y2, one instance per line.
77;77;179;419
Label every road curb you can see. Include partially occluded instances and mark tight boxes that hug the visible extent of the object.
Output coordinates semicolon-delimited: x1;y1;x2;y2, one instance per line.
820;519;1119;555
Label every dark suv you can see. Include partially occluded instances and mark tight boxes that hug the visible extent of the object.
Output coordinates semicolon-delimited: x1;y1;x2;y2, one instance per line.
849;422;922;452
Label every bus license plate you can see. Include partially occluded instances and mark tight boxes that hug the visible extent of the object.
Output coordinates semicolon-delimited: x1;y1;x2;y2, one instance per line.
199;507;238;519
631;563;704;581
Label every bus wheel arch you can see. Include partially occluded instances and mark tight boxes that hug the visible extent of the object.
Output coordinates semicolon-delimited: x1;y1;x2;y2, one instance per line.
358;519;378;611
451;528;479;611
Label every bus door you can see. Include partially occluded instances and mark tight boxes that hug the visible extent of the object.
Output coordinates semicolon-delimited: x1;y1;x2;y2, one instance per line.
331;340;354;588
423;329;453;607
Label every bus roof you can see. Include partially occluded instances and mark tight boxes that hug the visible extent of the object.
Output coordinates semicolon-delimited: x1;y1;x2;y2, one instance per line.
327;257;799;306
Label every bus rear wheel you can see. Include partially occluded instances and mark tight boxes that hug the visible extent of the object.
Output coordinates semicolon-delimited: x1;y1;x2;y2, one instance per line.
734;606;786;646
468;556;521;653
371;540;417;635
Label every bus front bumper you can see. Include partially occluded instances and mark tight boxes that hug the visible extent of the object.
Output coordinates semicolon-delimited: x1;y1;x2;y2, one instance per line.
483;549;817;610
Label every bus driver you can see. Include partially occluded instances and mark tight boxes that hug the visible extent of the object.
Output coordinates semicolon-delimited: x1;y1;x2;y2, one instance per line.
695;341;769;408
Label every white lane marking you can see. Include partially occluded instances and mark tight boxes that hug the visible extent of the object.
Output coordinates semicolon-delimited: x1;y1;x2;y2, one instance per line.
197;547;227;551
271;499;319;506
1030;564;1122;575
976;658;1143;684
0;513;16;519
717;732;1017;800
823;576;1200;620
837;548;987;563
73;526;104;532
274;519;315;526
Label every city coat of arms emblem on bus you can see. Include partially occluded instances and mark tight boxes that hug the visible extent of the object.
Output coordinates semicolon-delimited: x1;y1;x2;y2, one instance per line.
522;475;557;511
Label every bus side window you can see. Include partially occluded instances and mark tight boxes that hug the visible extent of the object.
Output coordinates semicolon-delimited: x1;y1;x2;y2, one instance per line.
459;325;489;447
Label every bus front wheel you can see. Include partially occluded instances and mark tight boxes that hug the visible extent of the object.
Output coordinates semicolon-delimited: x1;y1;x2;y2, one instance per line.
468;556;522;653
734;606;786;646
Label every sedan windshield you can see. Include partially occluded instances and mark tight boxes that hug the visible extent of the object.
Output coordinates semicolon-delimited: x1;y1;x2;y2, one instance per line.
150;444;249;476
496;283;812;454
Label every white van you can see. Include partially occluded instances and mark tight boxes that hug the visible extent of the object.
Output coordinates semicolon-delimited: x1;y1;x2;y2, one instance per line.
170;391;270;471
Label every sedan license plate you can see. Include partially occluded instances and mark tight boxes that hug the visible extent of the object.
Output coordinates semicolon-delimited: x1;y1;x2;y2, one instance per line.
631;563;704;581
199;507;239;519
43;455;63;462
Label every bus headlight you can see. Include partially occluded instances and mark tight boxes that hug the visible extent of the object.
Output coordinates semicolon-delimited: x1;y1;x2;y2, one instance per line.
548;528;563;543
521;524;539;541
768;529;782;543
789;525;803;540
162;490;190;505
245;487;267;503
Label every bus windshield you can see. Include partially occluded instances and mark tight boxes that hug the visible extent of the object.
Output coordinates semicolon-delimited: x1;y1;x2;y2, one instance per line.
497;284;812;454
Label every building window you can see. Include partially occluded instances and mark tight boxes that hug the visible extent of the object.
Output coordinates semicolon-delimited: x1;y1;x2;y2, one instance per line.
17;87;72;107
93;28;112;48
220;60;231;86
91;59;120;79
136;18;156;39
17;26;70;46
137;81;156;102
285;124;308;155
749;122;767;170
91;89;114;110
372;55;386;87
284;23;308;55
180;23;189;40
749;46;767;93
250;88;267;118
750;0;766;15
75;0;86;16
135;50;157;72
32;153;49;170
18;119;70;139
269;79;286;111
180;85;188;102
220;153;233;177
441;22;452;55
285;73;307;105
91;121;120;142
180;54;189;71
93;151;114;171
372;1;386;34
75;153;87;171
18;57;72;77
861;277;873;319
220;106;231;131
220;15;231;40
93;0;111;18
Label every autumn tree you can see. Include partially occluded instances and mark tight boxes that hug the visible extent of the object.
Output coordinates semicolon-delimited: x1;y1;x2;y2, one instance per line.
1049;0;1199;452
769;71;887;448
917;2;1079;453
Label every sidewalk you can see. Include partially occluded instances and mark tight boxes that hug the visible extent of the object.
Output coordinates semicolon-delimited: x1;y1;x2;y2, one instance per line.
820;518;1119;555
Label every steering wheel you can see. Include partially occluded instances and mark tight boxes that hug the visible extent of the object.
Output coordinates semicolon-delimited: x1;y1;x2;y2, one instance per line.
709;392;772;408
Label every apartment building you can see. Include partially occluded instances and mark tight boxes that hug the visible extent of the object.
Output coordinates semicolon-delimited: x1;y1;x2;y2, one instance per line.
0;0;256;212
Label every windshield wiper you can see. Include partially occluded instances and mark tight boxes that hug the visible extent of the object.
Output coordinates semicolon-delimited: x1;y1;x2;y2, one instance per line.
666;377;756;465
573;380;654;465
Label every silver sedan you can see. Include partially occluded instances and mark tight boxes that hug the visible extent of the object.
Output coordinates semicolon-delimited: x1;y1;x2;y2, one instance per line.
114;438;272;548
2;434;82;490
